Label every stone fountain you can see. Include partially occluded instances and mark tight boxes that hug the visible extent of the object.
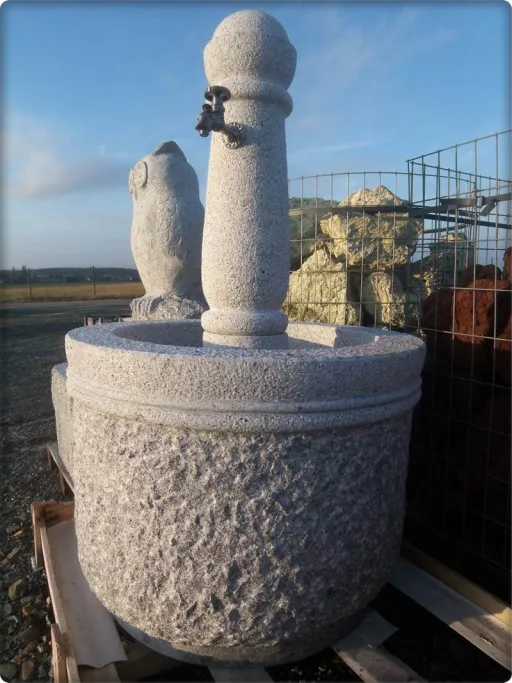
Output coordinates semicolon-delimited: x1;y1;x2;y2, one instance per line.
53;9;425;668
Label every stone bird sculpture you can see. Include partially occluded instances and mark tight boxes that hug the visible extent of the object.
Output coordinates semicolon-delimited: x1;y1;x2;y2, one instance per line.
129;141;206;320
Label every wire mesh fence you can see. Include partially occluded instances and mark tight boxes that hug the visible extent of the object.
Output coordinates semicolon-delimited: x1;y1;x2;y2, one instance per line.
286;130;511;600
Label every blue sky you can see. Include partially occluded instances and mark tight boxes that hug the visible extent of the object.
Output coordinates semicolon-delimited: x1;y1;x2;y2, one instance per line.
2;0;510;268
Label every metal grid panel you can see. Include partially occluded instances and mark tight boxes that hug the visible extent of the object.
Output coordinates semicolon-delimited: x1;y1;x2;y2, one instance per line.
405;131;511;601
286;130;511;600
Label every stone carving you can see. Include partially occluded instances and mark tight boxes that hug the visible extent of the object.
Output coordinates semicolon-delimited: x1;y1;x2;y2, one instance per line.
55;9;425;669
284;248;360;325
319;185;423;270
129;141;206;320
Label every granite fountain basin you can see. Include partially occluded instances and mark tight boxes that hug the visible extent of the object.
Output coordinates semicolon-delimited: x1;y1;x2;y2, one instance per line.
63;318;425;666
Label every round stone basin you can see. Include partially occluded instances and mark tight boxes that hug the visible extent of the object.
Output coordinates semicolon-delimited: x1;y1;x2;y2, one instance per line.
63;319;425;667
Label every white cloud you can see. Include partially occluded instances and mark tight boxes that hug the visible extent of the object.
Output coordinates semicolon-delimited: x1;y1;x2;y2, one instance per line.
4;113;130;199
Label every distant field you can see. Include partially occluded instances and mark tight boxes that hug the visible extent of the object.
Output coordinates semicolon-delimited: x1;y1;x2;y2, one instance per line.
0;281;145;303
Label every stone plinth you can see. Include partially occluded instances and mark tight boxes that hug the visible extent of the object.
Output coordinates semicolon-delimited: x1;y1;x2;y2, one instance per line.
65;319;425;667
200;11;296;349
129;141;206;321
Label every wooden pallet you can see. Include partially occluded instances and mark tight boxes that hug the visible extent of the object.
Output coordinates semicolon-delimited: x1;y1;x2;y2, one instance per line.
31;500;511;683
45;443;74;497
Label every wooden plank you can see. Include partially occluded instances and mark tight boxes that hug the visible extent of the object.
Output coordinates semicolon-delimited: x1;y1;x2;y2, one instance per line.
51;623;68;683
333;610;424;683
402;543;511;627
46;443;57;471
31;502;46;569
43;500;75;528
46;442;75;494
40;513;81;683
390;557;511;670
209;667;273;682
334;637;423;683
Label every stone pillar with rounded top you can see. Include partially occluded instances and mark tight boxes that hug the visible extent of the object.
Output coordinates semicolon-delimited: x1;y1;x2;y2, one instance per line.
200;10;296;349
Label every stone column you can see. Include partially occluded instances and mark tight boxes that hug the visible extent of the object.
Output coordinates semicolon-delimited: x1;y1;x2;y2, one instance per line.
200;10;297;349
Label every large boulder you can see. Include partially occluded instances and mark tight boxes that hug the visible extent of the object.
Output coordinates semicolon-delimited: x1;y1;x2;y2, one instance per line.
361;272;415;329
427;231;474;286
420;273;512;377
289;198;335;271
410;261;436;299
319;185;423;270
453;278;511;370
458;264;502;288
284;248;360;325
411;232;474;298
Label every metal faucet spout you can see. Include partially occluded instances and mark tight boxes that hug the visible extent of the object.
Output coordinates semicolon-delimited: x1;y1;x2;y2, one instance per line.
195;86;244;148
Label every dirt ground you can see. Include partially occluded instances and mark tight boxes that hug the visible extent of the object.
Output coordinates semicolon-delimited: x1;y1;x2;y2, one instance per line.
0;300;131;681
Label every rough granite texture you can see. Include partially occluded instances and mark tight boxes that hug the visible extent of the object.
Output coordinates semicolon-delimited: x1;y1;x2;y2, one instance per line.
131;293;206;322
65;321;425;433
200;11;297;347
50;363;74;485
64;318;425;665
129;141;206;320
74;413;410;666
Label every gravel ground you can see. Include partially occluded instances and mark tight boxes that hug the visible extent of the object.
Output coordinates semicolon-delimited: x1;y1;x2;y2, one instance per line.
0;301;131;683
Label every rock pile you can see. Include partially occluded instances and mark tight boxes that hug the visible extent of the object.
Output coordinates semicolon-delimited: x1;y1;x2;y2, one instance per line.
413;246;511;553
285;185;423;329
420;251;511;384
